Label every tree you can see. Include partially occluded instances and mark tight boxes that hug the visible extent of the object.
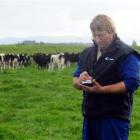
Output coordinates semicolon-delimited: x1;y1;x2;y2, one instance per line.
132;40;137;47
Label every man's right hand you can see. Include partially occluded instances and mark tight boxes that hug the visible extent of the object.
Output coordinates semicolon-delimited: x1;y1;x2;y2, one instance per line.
79;71;92;83
73;71;92;90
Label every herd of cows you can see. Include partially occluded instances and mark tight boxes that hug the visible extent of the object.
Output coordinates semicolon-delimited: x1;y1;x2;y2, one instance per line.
0;52;79;71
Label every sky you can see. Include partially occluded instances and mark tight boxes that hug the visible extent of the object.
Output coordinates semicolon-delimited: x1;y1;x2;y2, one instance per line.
0;0;140;44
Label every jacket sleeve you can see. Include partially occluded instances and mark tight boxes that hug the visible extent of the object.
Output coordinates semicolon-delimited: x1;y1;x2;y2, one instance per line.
119;54;140;93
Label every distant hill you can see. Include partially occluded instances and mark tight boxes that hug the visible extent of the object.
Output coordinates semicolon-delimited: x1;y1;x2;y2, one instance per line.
0;36;92;45
0;35;139;45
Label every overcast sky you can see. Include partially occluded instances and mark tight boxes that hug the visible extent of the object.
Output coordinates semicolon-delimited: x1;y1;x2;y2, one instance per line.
0;0;140;44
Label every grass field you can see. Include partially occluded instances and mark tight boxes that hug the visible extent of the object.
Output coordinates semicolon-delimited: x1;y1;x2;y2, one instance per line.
0;44;139;140
0;43;87;54
0;65;83;140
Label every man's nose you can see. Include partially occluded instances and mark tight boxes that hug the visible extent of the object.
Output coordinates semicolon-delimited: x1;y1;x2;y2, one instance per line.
94;36;101;43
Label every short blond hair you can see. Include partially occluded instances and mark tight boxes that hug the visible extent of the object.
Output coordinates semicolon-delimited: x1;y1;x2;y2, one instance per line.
90;14;116;33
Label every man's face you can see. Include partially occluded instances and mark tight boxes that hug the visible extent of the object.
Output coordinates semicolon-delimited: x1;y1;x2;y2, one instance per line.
92;31;114;50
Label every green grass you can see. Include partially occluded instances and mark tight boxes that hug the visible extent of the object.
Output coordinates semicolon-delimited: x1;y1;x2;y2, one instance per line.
0;65;83;140
129;89;140;140
0;65;139;140
0;44;86;54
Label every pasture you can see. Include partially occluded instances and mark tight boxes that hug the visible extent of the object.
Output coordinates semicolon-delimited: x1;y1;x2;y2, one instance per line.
0;43;86;54
0;44;139;140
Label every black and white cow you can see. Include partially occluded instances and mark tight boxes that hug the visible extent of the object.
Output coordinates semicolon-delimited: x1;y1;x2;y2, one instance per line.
0;53;31;70
50;53;65;71
32;53;51;69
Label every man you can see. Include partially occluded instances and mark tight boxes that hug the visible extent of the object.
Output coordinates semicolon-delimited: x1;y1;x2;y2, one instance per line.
73;14;140;140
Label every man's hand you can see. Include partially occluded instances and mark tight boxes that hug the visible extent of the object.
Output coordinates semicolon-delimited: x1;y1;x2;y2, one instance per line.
81;79;127;94
81;79;104;93
79;71;92;82
73;71;92;90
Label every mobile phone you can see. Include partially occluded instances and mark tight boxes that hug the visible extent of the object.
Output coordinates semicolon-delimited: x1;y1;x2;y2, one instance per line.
81;79;93;87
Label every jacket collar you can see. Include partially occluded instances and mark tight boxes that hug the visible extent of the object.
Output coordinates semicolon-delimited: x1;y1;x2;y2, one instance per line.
92;34;120;56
